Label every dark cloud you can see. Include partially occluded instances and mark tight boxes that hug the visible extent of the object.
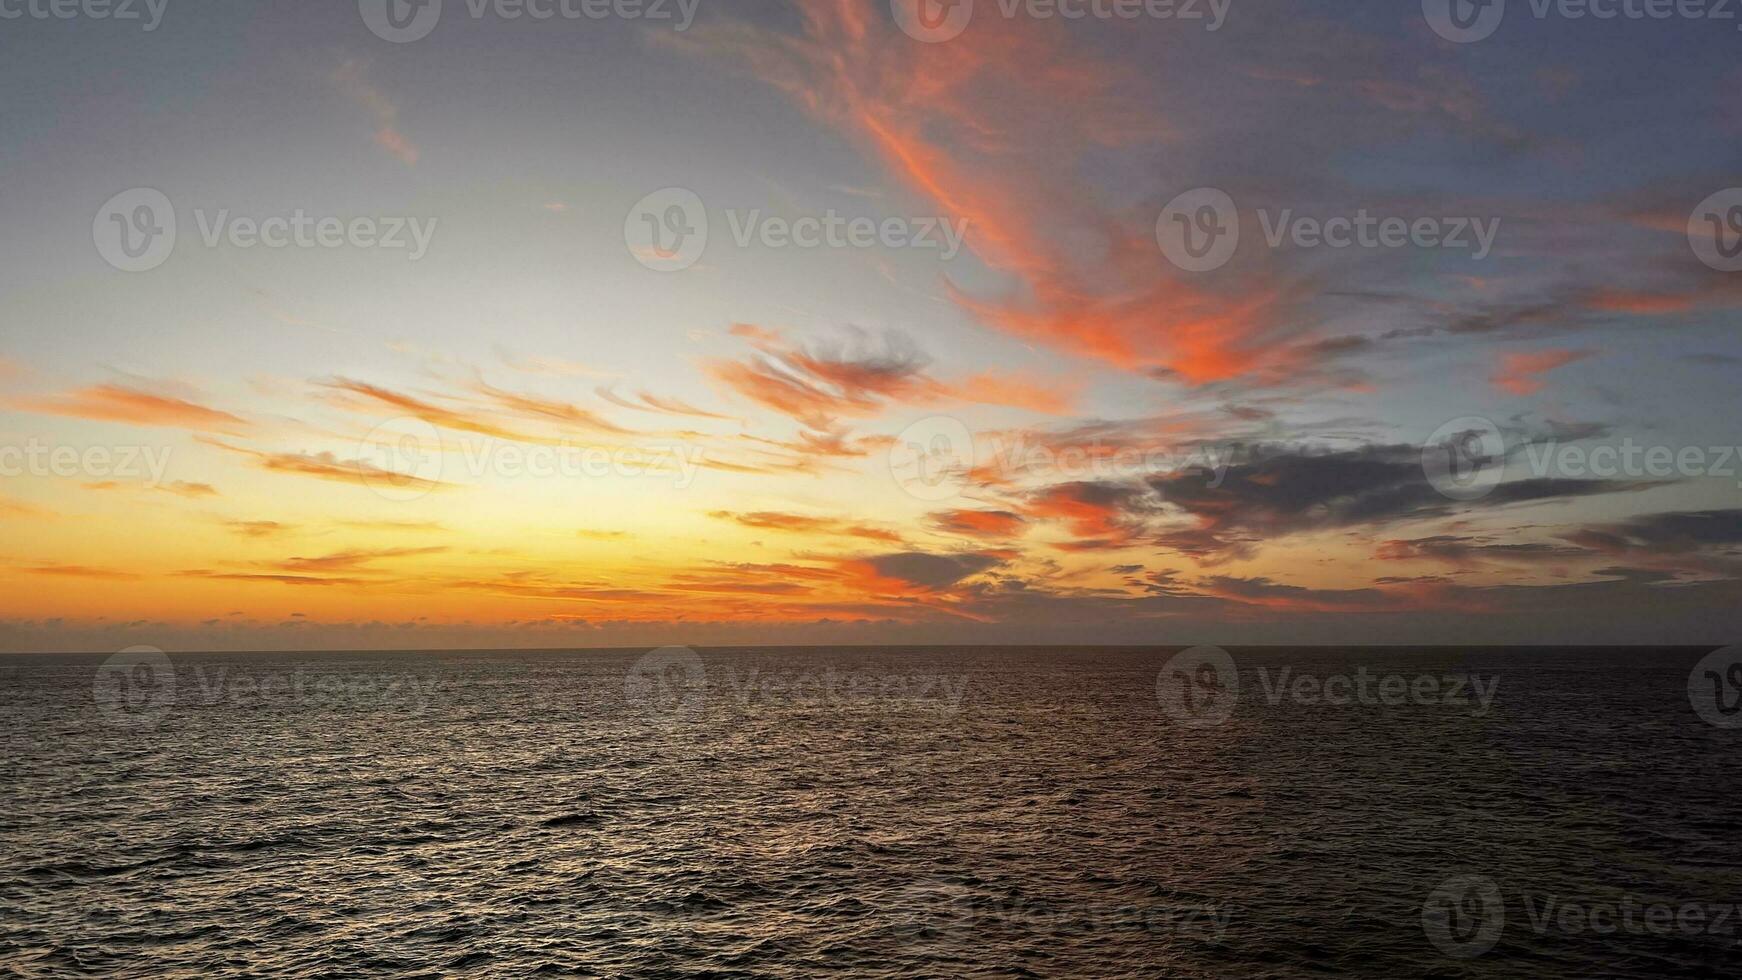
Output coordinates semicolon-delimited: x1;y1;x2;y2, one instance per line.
1562;509;1742;555
862;552;1004;590
1147;443;1662;561
1375;535;1585;565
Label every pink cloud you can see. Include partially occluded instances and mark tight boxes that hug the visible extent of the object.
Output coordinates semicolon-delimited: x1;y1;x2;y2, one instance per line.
1491;349;1595;396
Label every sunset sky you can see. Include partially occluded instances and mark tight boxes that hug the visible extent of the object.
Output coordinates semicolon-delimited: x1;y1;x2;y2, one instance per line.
3;0;1741;650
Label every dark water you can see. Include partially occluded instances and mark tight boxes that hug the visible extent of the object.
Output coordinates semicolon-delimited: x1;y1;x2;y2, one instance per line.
3;646;1740;977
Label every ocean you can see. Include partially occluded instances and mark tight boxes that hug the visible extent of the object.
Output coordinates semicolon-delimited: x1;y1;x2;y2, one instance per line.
3;646;1739;977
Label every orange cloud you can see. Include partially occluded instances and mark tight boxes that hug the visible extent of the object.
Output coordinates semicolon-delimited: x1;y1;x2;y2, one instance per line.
0;496;50;519
10;384;247;432
275;546;446;573
225;521;295;538
82;480;219;498
332;59;418;166
666;4;1300;383
930;508;1026;538
23;564;140;580
321;378;533;442
596;386;736;421
1491;349;1594;396
204;440;454;494
709;326;1079;435
939;372;1076;415
1584;289;1695;315
709;510;903;543
1021;482;1155;549
474;381;631;435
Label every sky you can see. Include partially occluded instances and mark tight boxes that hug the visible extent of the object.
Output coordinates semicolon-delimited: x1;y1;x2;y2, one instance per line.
2;0;1741;651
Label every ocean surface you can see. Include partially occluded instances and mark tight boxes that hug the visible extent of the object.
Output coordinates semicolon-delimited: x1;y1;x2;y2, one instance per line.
3;646;1740;978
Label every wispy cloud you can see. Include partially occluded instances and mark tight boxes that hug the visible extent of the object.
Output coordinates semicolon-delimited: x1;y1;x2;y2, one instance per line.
1491;349;1594;396
203;440;454;494
332;58;418;166
10;383;247;433
709;510;903;543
